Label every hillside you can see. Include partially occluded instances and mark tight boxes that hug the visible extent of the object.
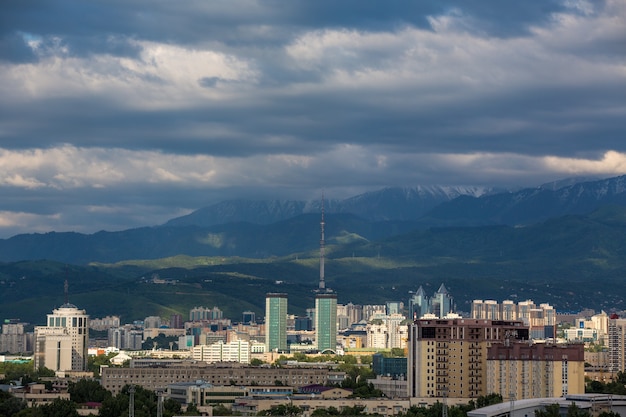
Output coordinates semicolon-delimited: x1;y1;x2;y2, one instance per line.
3;206;626;324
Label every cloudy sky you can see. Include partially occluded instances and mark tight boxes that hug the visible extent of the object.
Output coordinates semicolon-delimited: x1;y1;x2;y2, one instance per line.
0;0;625;237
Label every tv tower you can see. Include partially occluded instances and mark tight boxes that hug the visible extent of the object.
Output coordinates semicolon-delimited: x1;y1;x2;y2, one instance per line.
319;193;326;291
315;193;337;353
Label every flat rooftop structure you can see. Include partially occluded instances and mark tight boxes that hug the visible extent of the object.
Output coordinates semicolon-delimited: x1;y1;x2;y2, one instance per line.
468;395;626;417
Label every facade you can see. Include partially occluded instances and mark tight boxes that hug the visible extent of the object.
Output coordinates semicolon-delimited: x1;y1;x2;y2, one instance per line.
368;375;409;399
10;383;71;408
366;314;408;349
0;321;32;353
89;316;120;331
265;293;288;352
608;316;626;373
372;353;407;378
232;396;413;417
167;381;246;406
108;326;143;350
315;293;338;353
34;303;89;373
189;306;223;321
407;318;529;399
486;342;585;399
101;363;331;395
471;299;556;339
143;316;162;329
190;340;259;364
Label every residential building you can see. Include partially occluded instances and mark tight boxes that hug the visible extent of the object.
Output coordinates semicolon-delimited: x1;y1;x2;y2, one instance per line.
608;315;626;373
470;299;556;339
486;342;585;399
0;320;32;353
108;326;143;350
265;293;288;353
189;306;223;322
89;316;120;331
407;317;529;398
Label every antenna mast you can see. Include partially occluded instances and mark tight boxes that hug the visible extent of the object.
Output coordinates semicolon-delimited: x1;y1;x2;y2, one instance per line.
319;193;325;291
64;278;69;305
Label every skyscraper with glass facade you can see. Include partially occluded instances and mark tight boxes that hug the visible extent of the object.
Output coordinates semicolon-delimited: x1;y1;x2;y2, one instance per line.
265;293;288;352
315;292;337;353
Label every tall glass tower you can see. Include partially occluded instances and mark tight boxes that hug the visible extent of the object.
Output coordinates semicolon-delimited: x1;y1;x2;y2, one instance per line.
315;293;337;353
265;293;288;353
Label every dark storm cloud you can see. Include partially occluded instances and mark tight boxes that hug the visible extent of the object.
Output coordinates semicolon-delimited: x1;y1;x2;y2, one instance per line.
0;0;624;237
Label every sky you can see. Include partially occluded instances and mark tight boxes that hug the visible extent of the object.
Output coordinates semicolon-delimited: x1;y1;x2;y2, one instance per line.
0;0;625;238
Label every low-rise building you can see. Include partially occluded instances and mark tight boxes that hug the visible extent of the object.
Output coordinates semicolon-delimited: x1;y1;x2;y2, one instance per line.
10;383;70;408
101;362;330;395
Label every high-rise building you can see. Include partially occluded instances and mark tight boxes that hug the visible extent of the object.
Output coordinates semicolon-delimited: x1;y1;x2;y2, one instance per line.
242;311;256;324
170;314;183;329
470;299;556;339
265;293;288;353
608;315;626;373
0;320;32;354
315;293;337;353
430;283;453;318
408;287;429;320
408;284;454;319
407;317;529;398
486;342;585;399
34;302;89;374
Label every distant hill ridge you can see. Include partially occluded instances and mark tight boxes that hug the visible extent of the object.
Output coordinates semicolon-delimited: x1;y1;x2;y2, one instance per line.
2;176;626;264
165;185;497;227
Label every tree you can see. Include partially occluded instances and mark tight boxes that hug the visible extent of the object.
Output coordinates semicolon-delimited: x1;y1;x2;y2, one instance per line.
566;403;590;417
0;395;27;416
38;398;80;417
99;385;181;417
88;352;118;376
598;411;621;417
68;379;112;403
535;403;562;417
257;404;304;417
476;393;503;408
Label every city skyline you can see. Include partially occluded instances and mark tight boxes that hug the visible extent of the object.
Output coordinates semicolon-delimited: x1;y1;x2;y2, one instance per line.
1;1;625;237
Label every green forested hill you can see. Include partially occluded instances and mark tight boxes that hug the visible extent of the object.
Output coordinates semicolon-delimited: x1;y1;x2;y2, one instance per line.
3;206;626;324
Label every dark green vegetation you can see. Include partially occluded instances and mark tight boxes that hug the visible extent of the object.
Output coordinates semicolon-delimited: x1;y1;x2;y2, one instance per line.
586;372;626;395
4;206;626;324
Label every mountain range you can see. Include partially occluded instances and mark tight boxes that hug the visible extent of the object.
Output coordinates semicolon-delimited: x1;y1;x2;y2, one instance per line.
2;175;626;323
0;175;621;264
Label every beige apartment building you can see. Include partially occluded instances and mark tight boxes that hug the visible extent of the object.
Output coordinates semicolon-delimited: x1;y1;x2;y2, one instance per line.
486;342;585;399
408;317;585;401
407;318;529;398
